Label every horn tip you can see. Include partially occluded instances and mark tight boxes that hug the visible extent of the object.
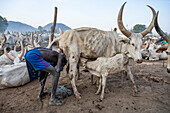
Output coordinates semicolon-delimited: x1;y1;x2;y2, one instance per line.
146;5;154;10
123;1;127;6
146;5;151;7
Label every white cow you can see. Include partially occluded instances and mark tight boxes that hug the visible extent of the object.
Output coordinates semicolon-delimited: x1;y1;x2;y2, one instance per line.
4;33;17;50
141;40;168;61
80;53;136;100
0;41;25;66
48;2;156;99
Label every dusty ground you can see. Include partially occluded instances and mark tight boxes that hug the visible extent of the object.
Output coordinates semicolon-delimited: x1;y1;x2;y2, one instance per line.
0;59;170;113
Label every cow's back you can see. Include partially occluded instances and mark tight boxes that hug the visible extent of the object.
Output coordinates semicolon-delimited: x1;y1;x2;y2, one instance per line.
59;27;118;58
76;27;118;58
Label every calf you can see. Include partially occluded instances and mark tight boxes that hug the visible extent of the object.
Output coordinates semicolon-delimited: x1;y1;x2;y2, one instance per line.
81;53;137;100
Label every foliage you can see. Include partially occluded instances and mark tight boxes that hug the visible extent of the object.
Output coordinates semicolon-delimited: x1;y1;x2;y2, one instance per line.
38;26;43;33
0;16;8;33
133;24;152;34
38;26;48;33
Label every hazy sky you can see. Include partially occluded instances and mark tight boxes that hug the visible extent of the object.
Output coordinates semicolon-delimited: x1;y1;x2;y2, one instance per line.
0;0;170;33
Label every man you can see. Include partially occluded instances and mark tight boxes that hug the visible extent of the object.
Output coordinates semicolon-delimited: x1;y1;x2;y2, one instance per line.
25;47;67;106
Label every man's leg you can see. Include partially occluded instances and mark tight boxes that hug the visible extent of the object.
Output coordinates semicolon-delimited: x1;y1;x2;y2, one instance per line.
42;65;64;106
38;71;49;100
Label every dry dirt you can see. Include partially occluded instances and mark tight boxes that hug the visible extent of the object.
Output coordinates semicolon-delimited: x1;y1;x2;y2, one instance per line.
0;59;170;113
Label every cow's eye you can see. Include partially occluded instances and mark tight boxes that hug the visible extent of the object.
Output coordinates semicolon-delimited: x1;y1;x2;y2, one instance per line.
132;43;135;46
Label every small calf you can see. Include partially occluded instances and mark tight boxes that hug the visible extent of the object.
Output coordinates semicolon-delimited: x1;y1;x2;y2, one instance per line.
81;53;137;100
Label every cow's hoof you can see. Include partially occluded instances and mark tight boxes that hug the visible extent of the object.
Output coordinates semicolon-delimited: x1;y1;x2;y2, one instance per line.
74;92;81;99
100;97;104;101
75;94;81;99
95;92;100;95
49;99;65;106
132;90;138;97
77;95;81;99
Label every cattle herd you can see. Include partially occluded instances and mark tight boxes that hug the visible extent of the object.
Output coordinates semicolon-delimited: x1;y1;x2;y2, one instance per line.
0;2;169;102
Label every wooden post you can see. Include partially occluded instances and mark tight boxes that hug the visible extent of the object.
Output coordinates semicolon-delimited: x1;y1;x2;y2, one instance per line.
49;7;57;46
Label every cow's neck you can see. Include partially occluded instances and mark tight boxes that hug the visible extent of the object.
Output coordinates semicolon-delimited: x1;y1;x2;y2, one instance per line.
117;42;128;54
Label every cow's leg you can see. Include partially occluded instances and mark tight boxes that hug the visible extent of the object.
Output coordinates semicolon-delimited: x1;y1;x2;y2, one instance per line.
38;71;48;99
91;75;93;85
95;77;102;95
69;54;81;99
100;74;107;100
126;66;137;96
75;65;80;80
120;71;127;87
120;71;124;87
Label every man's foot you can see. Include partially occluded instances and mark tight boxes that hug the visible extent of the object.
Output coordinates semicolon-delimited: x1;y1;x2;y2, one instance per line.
49;99;65;106
38;92;48;100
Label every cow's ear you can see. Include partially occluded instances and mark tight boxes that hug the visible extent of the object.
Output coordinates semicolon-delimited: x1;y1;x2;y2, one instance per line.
119;37;130;44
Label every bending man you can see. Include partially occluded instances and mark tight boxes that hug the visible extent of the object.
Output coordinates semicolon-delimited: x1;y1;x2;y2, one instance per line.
25;47;67;106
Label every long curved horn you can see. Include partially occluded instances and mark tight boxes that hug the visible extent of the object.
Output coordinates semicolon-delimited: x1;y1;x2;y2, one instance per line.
59;28;63;35
56;41;63;53
154;11;170;42
19;41;25;59
34;34;41;47
4;47;15;60
156;44;168;53
1;32;7;48
48;35;52;47
26;34;29;42
145;40;150;49
140;5;156;37
118;2;132;37
14;41;18;51
25;34;31;45
37;34;41;44
2;32;7;43
47;37;58;49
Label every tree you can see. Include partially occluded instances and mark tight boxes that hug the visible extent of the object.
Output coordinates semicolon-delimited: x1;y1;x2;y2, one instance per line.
43;29;47;33
38;26;43;33
133;24;152;34
0;16;8;33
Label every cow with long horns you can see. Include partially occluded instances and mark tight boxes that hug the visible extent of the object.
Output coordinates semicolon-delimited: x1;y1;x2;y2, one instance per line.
0;41;25;66
47;2;156;99
154;11;170;73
